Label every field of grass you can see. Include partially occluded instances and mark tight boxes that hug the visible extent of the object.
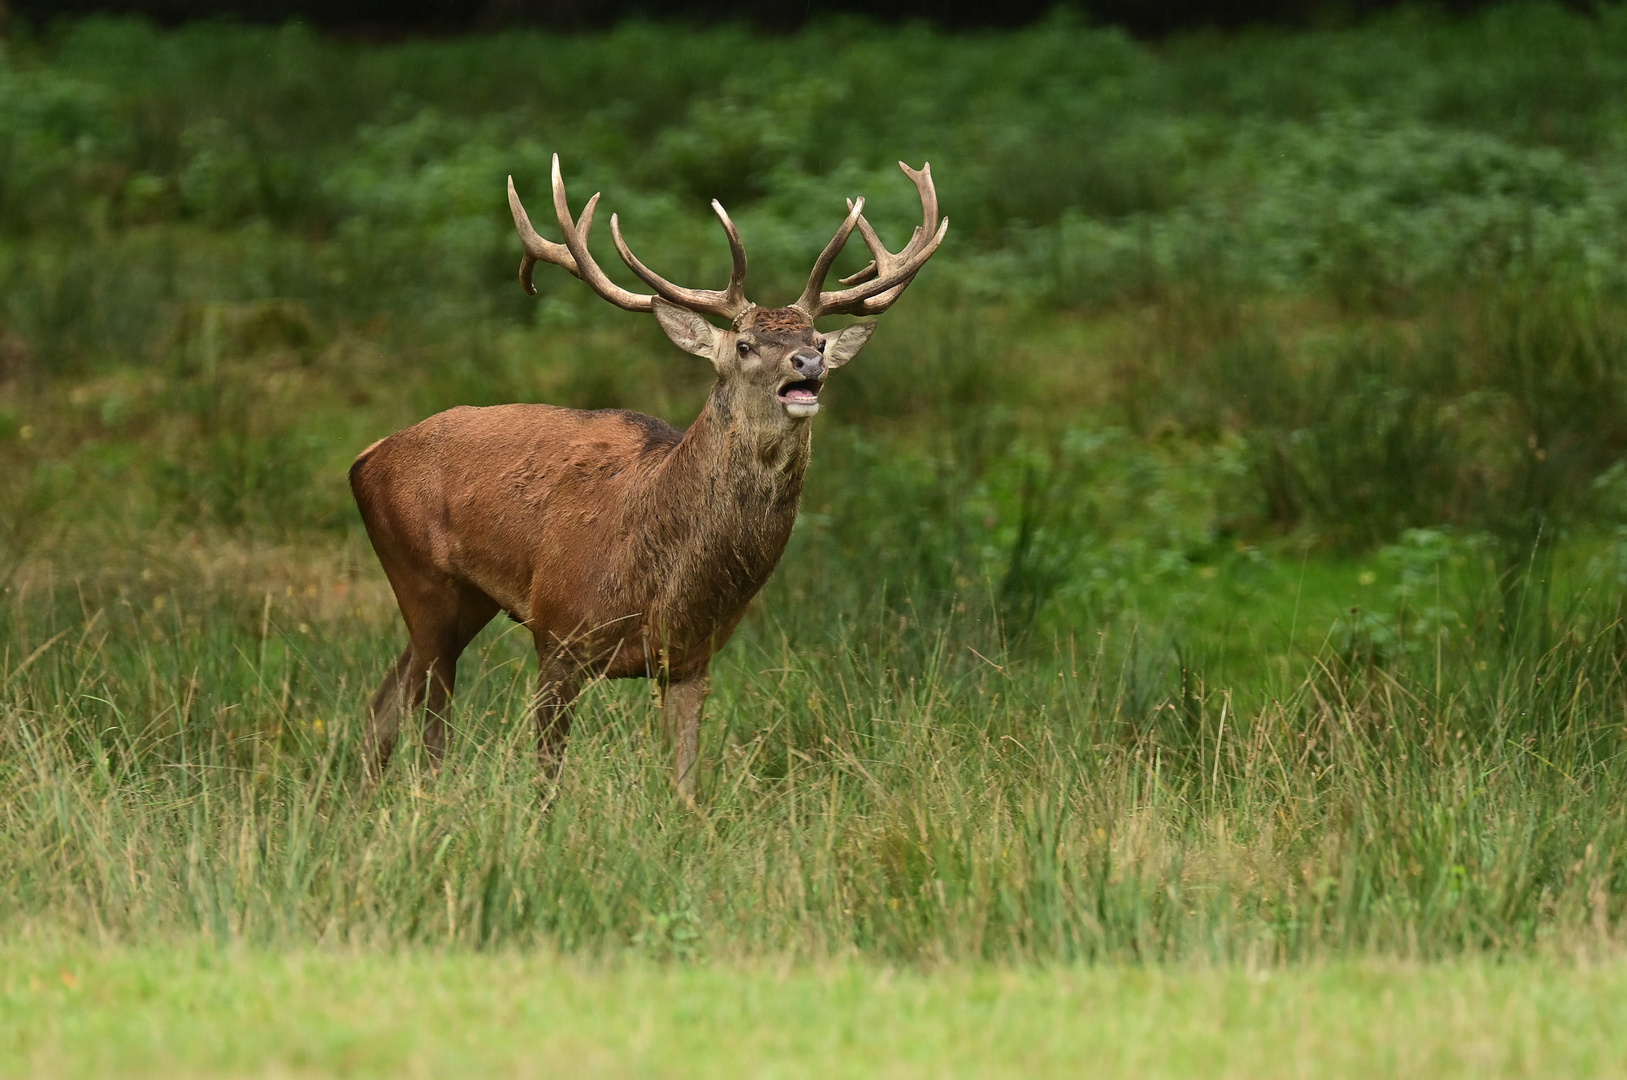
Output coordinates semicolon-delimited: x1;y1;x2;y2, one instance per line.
7;3;1627;1073
8;946;1627;1078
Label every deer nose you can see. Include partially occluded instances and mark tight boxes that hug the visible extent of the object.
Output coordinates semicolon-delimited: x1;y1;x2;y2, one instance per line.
791;352;825;379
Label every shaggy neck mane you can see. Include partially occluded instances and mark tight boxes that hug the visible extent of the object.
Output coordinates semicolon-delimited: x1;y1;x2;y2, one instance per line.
606;378;812;644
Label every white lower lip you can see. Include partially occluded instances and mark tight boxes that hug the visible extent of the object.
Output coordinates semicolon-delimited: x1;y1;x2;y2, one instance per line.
783;400;820;418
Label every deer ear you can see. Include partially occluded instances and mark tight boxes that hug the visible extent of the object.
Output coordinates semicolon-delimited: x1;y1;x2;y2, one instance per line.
653;298;722;360
823;321;877;369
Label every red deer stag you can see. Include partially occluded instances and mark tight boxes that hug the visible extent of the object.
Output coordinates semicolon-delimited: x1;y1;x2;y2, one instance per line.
350;155;947;797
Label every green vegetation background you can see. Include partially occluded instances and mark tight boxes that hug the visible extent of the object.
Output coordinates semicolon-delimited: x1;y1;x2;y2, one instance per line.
6;3;1627;965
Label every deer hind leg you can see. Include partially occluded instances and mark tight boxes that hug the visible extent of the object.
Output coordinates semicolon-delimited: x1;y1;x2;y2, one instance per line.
660;672;710;805
365;578;499;780
363;646;417;780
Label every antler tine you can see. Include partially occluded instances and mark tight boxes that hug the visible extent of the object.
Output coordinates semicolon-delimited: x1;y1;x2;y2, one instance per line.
798;161;948;320
836;204;881;287
899;161;939;254
532;154;654;313
508;174;578;296
839;217;948;313
840;161;938;287
608;197;752;322
794;197;866;316
711;199;750;308
838;218;949;314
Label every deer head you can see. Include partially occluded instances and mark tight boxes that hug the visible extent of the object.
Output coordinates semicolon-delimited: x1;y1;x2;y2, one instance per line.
507;155;947;424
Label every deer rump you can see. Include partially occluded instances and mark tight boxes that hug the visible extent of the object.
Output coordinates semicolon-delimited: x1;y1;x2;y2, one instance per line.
351;155;946;798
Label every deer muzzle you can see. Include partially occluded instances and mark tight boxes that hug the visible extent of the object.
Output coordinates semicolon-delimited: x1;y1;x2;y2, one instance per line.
778;355;825;417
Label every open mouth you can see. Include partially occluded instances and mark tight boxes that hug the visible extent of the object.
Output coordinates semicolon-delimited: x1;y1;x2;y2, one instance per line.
777;379;823;414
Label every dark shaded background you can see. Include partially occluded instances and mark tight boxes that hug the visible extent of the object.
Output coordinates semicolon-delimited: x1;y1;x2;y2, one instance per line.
3;0;1562;36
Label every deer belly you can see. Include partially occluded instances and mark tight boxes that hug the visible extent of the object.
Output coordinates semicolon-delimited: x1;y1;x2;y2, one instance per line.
595;632;723;681
446;544;535;621
529;598;748;681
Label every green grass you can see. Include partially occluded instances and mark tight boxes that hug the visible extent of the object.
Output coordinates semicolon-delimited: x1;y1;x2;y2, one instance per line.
5;528;1627;961
9;5;1627;1072
7;946;1627;1078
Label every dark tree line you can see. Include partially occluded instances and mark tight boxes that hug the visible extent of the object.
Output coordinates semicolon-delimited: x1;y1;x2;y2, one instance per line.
3;0;1576;36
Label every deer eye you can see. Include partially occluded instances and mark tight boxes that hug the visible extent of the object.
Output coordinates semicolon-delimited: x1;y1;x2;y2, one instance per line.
816;340;826;353
736;341;751;356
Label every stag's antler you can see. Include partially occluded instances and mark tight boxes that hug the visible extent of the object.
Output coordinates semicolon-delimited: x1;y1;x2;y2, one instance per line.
511;156;945;325
612;202;750;323
508;155;652;312
509;155;752;322
793;161;948;321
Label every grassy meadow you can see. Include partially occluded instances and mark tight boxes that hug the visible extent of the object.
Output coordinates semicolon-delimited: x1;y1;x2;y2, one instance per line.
9;3;1627;1072
10;948;1627;1078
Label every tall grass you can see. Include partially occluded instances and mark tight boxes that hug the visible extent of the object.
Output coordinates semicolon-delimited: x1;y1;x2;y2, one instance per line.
4;531;1627;960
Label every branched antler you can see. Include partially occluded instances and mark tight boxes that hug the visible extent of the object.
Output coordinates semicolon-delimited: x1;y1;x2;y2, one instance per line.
510;156;946;325
612;201;750;323
508;155;653;312
793;161;948;320
509;155;752;322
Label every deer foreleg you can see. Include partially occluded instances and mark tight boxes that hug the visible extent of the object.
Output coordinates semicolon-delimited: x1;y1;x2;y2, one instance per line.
660;673;710;805
534;660;582;784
